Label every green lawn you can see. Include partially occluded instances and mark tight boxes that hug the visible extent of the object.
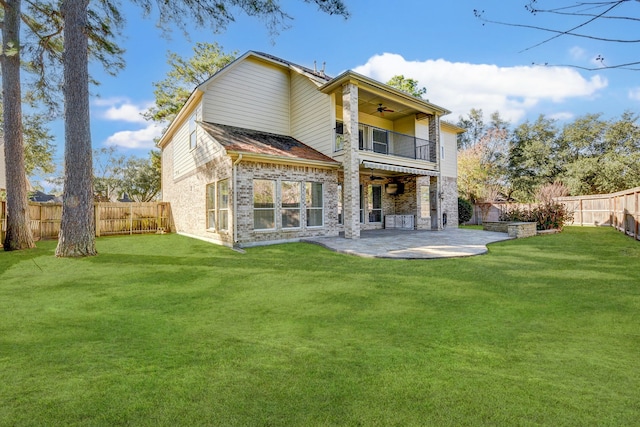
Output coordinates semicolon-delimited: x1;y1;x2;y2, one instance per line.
1;227;639;426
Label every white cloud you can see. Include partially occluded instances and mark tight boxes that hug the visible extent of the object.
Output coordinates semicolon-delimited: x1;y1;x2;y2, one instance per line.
629;88;640;101
352;53;608;123
105;123;163;150
94;97;161;149
94;97;151;124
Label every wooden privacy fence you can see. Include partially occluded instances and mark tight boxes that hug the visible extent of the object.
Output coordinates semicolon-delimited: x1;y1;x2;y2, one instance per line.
556;186;640;241
0;201;172;243
467;186;640;242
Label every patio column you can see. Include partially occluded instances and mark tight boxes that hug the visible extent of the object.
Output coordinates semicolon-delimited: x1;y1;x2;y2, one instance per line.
429;114;443;230
342;81;360;239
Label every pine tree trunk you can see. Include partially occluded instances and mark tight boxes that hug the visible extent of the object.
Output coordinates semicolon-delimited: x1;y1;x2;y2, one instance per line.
55;0;97;257
2;0;36;251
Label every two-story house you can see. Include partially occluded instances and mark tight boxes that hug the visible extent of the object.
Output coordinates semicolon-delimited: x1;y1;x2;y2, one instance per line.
158;51;463;247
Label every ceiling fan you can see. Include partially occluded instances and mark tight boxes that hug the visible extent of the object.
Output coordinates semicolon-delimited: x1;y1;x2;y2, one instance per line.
376;103;394;115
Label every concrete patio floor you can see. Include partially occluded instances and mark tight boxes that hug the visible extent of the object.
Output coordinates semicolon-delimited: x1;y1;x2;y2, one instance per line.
302;228;513;259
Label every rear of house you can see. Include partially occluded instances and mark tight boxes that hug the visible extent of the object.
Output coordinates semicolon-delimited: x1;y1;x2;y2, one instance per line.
158;51;462;247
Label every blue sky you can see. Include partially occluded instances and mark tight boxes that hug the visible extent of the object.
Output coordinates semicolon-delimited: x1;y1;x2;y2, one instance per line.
40;0;639;187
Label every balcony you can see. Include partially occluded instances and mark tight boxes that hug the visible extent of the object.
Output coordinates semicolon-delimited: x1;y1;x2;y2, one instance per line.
334;123;436;162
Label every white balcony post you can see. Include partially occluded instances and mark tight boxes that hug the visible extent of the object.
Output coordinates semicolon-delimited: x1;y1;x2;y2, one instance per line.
342;82;360;239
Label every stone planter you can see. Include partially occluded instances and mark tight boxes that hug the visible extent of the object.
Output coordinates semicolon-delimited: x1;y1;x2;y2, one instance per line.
482;221;537;239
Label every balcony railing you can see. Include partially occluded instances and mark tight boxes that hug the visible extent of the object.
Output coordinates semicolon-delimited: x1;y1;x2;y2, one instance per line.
334;123;436;162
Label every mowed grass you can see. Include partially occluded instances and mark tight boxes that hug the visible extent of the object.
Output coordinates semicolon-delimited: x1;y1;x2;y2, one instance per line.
0;227;639;426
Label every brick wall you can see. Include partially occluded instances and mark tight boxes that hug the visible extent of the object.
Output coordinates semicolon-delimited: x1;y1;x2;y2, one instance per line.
235;161;339;246
441;176;458;227
162;141;234;246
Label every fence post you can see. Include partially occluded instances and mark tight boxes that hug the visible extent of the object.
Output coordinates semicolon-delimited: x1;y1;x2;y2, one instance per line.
130;204;133;235
636;191;639;240
95;203;101;237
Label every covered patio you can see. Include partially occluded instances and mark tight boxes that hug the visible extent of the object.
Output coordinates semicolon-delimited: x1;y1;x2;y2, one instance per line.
303;228;512;259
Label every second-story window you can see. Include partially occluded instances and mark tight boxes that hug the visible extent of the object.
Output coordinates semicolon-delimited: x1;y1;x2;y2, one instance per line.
372;129;388;154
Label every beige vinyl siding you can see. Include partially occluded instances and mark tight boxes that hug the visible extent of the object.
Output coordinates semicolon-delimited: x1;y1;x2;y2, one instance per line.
290;72;334;156
440;128;458;178
415;120;429;140
202;57;290;135
172;110;196;179
392;116;414;135
172;103;225;180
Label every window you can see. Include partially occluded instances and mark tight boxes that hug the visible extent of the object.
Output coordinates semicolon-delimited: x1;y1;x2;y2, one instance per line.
372;129;388;154
335;122;344;151
253;180;276;230
368;185;382;222
206;183;216;229
306;182;323;227
189;113;197;150
218;179;229;231
441;144;445;159
281;181;301;228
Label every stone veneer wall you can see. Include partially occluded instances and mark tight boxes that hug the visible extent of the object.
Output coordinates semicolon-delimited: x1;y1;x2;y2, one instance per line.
414;176;431;230
389;176;417;216
483;221;537;238
441;176;458;228
235;161;339;246
351;176;419;231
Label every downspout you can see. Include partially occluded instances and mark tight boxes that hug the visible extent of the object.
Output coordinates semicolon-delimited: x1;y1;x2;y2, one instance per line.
233;154;243;245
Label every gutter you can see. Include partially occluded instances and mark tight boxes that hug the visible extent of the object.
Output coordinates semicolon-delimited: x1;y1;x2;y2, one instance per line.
232;153;243;244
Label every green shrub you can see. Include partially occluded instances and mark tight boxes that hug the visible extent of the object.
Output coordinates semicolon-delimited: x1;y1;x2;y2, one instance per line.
499;205;532;222
530;202;574;231
458;198;473;224
499;203;574;231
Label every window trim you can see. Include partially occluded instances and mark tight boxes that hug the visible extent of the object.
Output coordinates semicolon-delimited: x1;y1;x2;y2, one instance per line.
372;129;388;155
206;183;216;230
306;181;324;228
253;179;276;231
281;180;302;229
217;179;230;231
368;184;383;223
